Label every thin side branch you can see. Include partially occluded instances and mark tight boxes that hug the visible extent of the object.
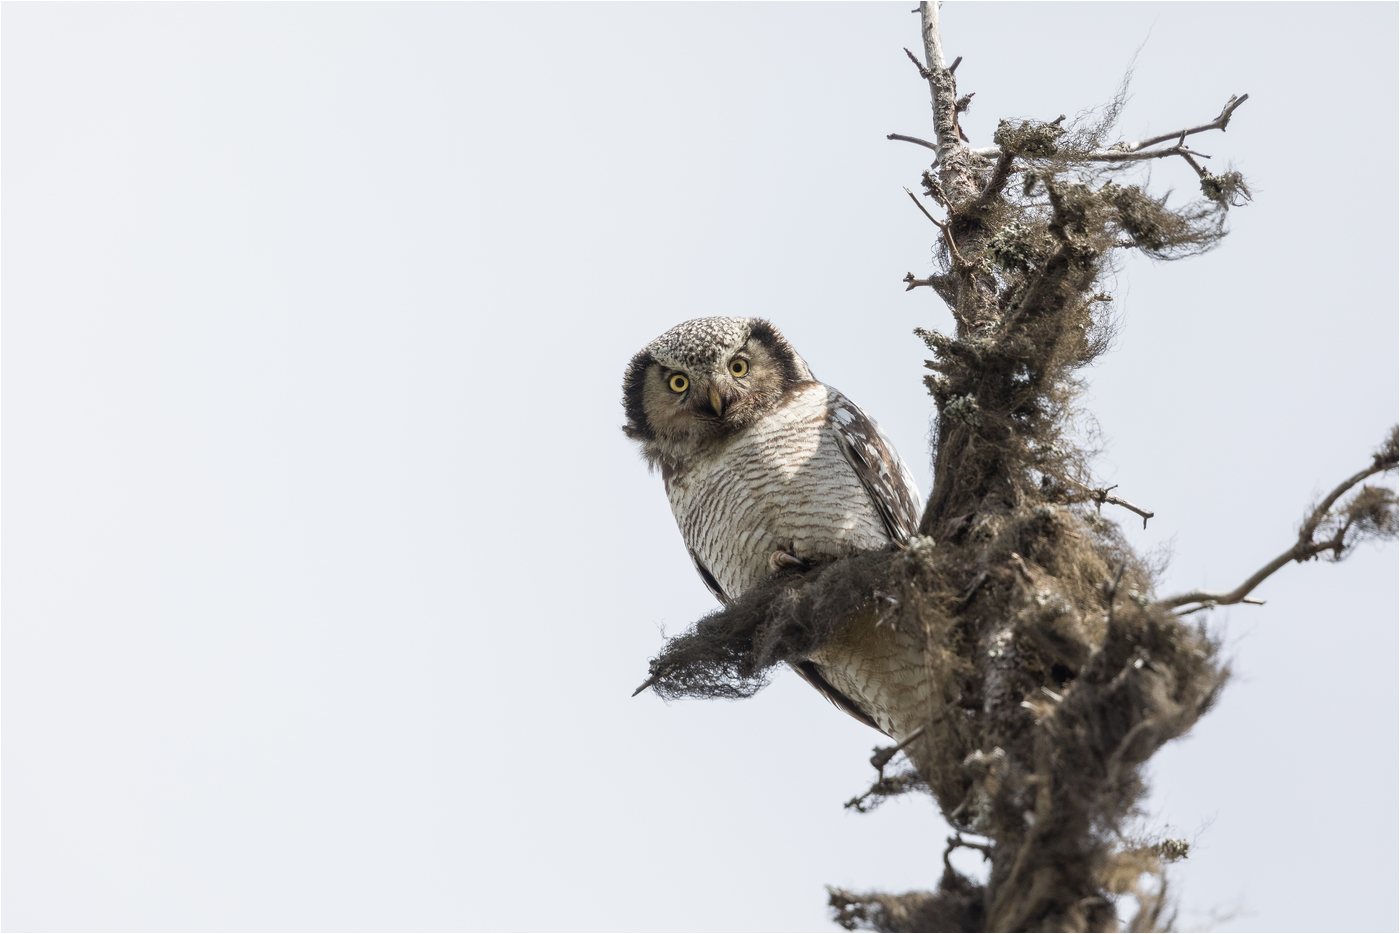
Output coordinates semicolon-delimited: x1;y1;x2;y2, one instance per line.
843;725;936;813
963;94;1249;164
1175;145;1211;178
1062;481;1155;528
903;46;934;80
887;132;939;153
1095;143;1213;166
1157;436;1399;610
943;834;992;874
1174;597;1264;617
871;724;928;778
1111;94;1249;155
904;271;953;293
904;187;967;266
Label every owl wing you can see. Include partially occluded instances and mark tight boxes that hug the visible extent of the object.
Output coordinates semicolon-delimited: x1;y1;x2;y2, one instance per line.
827;390;922;545
688;548;729;604
790;660;888;735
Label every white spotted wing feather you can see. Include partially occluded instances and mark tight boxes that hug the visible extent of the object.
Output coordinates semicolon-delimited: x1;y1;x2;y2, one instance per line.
827;392;921;546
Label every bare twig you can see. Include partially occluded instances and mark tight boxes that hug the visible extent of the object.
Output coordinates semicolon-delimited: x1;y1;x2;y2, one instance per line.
943;834;993;873
1109;94;1250;156
1158;545;1316;612
903;46;934;80
842;771;925;814
962;94;1249;164
870;724;928;778
843;724;935;813
1091;132;1216;168
1174;596;1265;617
1075;482;1155;528
1100;143;1213;165
904;187;966;266
1177;148;1210;179
631;660;680;696
904;272;946;292
903;186;942;225
887;132;939;153
1157;440;1399;610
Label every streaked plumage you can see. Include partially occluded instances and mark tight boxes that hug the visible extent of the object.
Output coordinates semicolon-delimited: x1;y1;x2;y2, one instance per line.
622;316;926;739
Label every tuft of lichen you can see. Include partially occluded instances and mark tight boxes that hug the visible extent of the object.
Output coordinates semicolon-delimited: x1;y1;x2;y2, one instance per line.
944;394;982;427
1200;170;1252;207
986;222;1055;272
993;117;1066;158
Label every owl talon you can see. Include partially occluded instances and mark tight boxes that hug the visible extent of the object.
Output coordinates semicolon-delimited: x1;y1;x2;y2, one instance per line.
769;550;809;572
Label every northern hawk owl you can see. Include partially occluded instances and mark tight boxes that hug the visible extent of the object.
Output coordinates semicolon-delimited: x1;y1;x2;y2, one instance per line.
622;316;928;740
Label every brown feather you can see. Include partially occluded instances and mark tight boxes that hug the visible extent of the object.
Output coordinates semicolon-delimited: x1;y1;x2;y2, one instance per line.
791;660;888;735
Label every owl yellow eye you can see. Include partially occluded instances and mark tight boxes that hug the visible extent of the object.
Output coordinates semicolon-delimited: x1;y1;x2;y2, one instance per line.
729;358;749;377
668;374;689;393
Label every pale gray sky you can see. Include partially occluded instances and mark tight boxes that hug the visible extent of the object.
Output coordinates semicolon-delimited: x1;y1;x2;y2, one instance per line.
4;3;1396;931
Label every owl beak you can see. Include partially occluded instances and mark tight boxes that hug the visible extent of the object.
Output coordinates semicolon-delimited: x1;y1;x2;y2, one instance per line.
708;384;724;417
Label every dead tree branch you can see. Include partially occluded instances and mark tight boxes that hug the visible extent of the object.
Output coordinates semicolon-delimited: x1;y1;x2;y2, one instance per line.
871;724;929;777
916;0;981;205
844;726;934;814
959;94;1249;164
1096;142;1213;165
903;187;967;266
903;46;934;80
903;271;952;292
943;834;992;873
1061;480;1155;528
1158;428;1399;611
1104;93;1249;156
887;132;939;153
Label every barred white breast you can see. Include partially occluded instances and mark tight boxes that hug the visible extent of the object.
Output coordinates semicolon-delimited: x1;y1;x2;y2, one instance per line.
664;382;894;601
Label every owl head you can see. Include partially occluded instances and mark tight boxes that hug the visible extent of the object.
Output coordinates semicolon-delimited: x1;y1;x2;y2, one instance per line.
622;316;815;466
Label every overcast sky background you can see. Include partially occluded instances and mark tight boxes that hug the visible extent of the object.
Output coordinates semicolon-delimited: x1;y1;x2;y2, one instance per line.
4;3;1396;932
